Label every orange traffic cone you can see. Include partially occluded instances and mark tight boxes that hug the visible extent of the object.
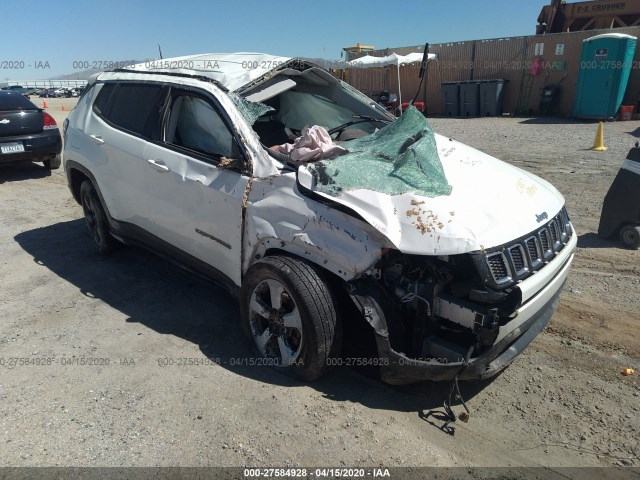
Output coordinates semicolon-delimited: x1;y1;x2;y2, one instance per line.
43;100;48;109
61;104;66;111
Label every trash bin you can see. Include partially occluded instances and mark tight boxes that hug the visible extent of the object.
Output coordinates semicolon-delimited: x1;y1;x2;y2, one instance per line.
539;84;562;115
598;145;640;248
620;105;635;120
460;82;480;117
479;80;506;116
441;83;460;116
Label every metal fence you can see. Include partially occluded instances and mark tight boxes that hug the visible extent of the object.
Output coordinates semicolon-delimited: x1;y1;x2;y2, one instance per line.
1;80;88;89
347;26;640;116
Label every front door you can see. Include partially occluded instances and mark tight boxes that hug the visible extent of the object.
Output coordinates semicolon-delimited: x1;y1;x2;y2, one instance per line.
142;88;249;286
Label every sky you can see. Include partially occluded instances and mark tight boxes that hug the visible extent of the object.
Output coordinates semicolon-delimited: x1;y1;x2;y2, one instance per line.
0;0;552;81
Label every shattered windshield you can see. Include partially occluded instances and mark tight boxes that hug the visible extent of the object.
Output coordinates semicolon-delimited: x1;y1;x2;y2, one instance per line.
306;107;452;198
230;93;274;126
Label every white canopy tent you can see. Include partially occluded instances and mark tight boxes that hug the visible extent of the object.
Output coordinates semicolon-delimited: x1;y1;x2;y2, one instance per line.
346;52;437;111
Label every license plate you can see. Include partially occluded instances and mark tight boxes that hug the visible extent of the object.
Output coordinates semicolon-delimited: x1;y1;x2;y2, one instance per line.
0;142;25;154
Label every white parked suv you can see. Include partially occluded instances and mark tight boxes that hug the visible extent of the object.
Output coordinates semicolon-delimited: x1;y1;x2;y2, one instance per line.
63;53;576;384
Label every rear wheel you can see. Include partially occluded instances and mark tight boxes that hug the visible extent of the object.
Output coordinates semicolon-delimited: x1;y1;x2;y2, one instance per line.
240;256;341;381
79;180;116;255
619;225;640;249
43;154;61;170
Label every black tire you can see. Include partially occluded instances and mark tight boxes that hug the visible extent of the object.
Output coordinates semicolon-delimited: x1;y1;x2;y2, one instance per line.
619;225;640;250
43;154;61;170
79;180;117;255
240;256;341;382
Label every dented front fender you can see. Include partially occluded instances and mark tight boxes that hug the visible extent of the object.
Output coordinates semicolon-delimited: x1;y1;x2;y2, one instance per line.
243;173;391;280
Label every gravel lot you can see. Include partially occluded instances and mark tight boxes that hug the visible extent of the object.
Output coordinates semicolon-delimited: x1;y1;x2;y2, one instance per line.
0;98;638;475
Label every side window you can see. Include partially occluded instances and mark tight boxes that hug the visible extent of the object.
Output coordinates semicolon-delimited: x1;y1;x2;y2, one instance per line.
165;92;240;160
95;83;166;140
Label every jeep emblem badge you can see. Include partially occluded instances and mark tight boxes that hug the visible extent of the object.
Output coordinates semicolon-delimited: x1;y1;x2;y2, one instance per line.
536;211;549;223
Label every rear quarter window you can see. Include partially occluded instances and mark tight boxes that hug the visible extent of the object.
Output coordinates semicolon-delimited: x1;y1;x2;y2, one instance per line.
0;92;37;111
93;83;116;115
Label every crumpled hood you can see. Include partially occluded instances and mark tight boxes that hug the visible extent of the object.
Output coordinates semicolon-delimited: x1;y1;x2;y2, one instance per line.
300;133;565;255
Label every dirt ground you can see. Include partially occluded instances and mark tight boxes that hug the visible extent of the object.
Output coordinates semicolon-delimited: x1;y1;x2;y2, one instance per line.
0;97;638;475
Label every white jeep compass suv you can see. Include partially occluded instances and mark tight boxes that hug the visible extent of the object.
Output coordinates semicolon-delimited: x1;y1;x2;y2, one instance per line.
63;53;576;384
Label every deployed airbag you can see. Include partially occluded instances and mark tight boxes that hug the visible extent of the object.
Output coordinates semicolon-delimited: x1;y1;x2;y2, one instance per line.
280;125;347;162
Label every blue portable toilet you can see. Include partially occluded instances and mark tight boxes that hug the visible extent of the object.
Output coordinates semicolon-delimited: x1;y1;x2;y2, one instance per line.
573;33;637;119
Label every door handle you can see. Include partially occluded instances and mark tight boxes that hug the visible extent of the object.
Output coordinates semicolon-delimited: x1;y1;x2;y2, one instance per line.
147;159;170;172
89;134;104;145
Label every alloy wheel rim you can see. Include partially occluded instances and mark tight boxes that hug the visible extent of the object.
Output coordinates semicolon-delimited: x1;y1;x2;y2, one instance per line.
248;279;303;366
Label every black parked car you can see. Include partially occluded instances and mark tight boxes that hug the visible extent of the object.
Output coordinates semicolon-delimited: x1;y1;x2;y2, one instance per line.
0;90;62;169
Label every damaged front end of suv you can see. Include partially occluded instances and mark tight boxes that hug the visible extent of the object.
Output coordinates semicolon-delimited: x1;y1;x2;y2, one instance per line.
231;57;577;384
345;206;574;385
268;88;577;384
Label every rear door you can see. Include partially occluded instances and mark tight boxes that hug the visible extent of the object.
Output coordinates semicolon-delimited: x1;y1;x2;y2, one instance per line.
141;87;249;285
83;82;168;227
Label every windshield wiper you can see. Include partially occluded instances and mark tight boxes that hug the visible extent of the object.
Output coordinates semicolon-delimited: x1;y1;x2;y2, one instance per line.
328;115;390;136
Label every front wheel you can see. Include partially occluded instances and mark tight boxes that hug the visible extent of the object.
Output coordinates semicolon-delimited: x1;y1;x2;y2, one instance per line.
240;256;341;381
619;225;640;249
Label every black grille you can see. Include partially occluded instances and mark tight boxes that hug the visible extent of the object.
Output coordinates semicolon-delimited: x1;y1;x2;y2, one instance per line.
478;208;573;289
487;252;510;283
559;215;568;242
509;245;526;272
539;229;550;252
549;221;559;245
526;237;540;262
